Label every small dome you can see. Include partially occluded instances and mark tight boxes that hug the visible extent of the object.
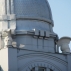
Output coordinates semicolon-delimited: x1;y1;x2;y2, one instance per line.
14;0;53;25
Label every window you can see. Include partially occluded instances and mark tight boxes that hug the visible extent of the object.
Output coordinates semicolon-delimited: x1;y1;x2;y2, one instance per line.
31;67;53;71
50;69;53;71
31;67;46;71
31;67;35;71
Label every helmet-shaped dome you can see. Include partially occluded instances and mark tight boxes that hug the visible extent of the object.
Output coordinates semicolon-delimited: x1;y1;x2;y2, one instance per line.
14;0;53;25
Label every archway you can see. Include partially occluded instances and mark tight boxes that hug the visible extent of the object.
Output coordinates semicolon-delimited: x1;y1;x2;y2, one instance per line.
19;59;62;71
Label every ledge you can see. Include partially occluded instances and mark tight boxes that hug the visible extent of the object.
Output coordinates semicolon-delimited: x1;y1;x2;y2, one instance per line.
15;30;57;39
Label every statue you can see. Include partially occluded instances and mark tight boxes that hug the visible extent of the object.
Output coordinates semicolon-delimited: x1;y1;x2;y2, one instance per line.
2;29;13;47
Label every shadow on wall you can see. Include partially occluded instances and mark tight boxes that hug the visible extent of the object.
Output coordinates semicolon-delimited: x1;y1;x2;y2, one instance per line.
0;66;3;71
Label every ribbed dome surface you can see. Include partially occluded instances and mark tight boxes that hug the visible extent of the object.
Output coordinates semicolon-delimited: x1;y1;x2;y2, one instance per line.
14;0;52;21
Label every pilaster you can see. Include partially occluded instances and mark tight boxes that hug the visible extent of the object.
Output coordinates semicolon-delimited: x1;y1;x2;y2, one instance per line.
0;47;18;71
0;48;8;71
8;47;18;71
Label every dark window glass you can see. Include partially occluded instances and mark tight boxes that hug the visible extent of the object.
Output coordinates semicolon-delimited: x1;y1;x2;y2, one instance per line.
50;69;53;71
31;67;46;71
38;67;46;71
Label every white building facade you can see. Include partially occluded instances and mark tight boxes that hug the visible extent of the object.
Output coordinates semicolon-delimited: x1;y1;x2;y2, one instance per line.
0;0;71;71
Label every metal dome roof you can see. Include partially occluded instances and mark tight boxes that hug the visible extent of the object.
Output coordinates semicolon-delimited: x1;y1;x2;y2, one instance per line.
14;0;53;26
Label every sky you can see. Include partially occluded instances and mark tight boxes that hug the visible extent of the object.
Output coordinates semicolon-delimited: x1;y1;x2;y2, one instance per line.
48;0;71;50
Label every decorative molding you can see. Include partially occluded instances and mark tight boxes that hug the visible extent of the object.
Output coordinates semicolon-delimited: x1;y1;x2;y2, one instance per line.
18;53;67;67
16;30;57;39
0;14;16;21
19;59;62;71
16;15;54;26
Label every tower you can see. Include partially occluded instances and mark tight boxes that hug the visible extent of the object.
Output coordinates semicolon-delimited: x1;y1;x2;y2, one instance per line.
0;0;71;71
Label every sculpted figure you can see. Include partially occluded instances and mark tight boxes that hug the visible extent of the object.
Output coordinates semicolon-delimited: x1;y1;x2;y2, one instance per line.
2;29;13;47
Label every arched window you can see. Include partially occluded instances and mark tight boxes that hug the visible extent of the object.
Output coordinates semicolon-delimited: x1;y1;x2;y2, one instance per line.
31;67;35;71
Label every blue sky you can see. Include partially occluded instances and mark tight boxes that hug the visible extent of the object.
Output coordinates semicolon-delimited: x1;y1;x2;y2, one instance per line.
48;0;71;49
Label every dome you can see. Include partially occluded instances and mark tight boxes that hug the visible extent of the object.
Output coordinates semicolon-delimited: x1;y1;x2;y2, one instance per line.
14;0;53;26
0;0;54;31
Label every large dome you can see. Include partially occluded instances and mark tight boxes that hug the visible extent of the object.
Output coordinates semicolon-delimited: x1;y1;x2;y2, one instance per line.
0;0;54;31
14;0;53;26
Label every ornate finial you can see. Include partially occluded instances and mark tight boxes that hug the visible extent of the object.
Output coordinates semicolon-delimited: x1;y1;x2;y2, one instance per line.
57;37;71;53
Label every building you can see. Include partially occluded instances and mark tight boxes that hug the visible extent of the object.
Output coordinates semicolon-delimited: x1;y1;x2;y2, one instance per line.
0;0;71;71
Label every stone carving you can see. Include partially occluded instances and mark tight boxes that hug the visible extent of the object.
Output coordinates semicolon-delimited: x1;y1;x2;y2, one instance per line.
12;41;17;47
2;29;13;47
57;37;71;53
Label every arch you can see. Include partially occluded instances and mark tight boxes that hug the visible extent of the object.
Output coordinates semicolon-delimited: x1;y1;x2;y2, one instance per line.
18;53;67;67
19;59;62;71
